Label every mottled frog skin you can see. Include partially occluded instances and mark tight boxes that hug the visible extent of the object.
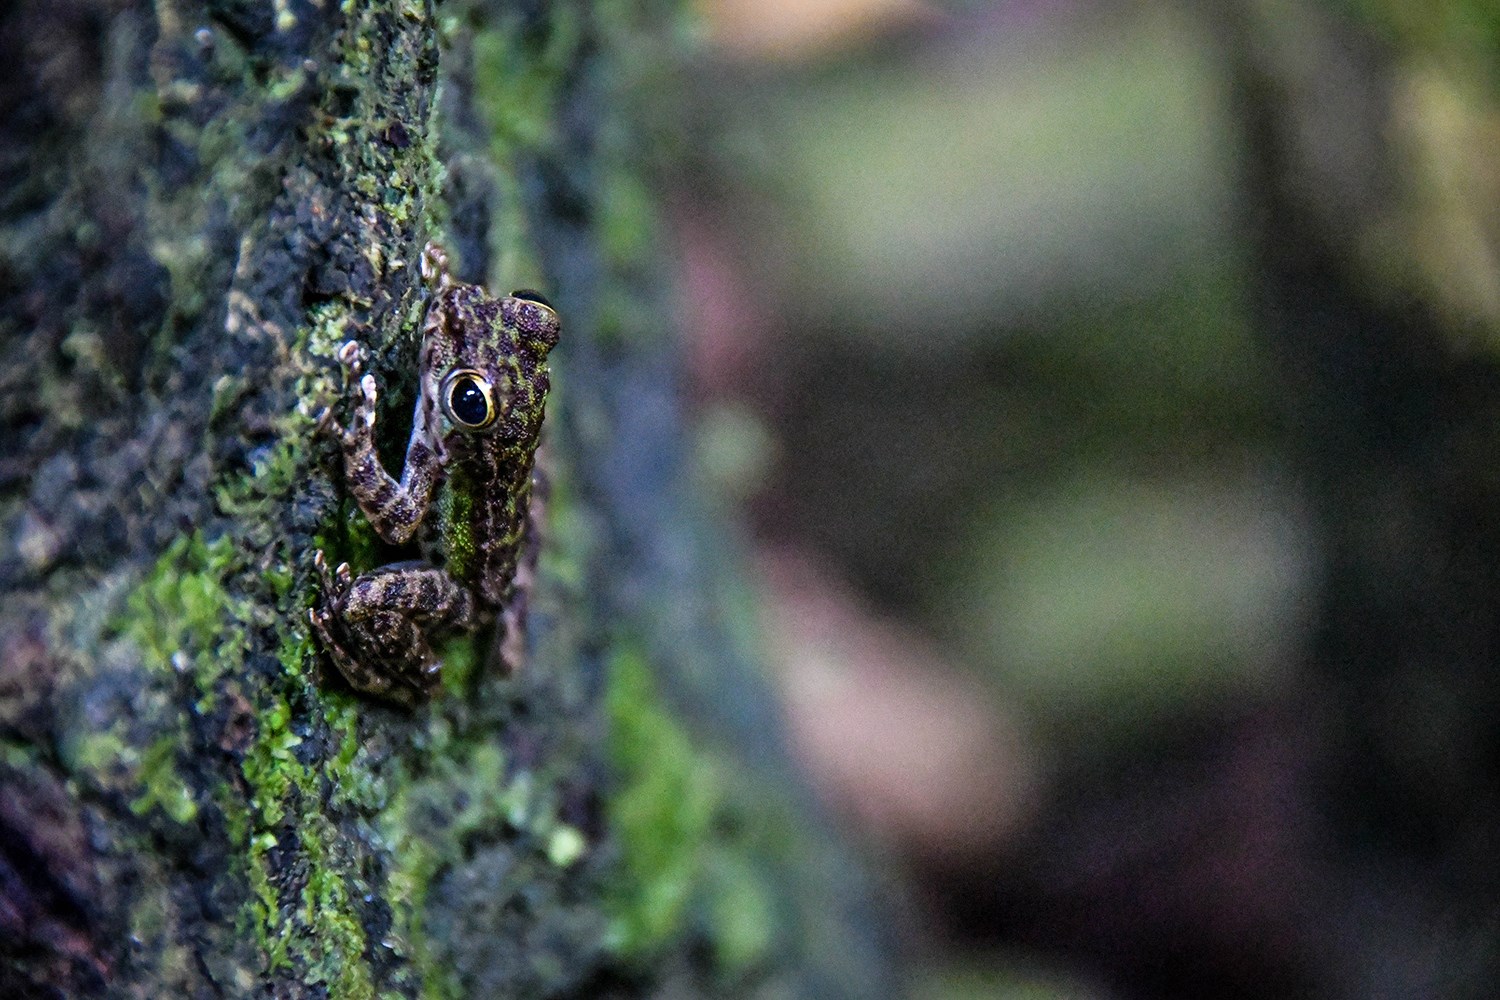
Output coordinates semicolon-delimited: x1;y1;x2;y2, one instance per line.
309;244;560;706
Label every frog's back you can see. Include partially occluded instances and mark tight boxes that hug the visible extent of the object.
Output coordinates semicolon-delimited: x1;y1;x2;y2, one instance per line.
426;440;536;611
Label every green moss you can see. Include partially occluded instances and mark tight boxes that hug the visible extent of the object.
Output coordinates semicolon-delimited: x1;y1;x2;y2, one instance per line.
217;436;310;522
87;532;247;825
470;11;583;150
242;830;288;970
131;735;200;825
300;814;377;1000
66;725;132;776
603;648;717;956
324;2;449;256
434;634;480;698
380;739;513;999
377;724;593;999
240;692;302;827
124;884;199;988
235;640;374;996
597;169;656;274
124;532;246;693
702;850;776;974
0;742;41;769
547;824;588;868
108;503;380;984
601;648;779;977
323;694;382;813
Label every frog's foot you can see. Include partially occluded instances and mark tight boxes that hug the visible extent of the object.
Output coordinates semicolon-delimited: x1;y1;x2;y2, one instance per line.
307;603;430;710
340;343;377;440
313;549;351;597
313;340;369;435
308;606;360;687
336;339;365;381
308;549;371;699
315;344;380;455
309;561;474;706
420;241;453;290
311;551;354;630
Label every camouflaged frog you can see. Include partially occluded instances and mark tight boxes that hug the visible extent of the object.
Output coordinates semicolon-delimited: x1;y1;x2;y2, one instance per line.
309;243;560;706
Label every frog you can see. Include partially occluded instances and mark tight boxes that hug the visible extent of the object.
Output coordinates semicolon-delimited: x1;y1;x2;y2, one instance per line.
308;242;560;707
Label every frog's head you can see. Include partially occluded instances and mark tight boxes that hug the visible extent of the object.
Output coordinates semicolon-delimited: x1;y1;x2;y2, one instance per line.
420;283;560;458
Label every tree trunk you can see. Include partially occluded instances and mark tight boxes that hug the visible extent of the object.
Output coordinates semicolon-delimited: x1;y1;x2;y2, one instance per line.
0;2;896;997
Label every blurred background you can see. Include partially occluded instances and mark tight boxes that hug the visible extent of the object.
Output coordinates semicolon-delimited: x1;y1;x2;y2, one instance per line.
666;0;1500;997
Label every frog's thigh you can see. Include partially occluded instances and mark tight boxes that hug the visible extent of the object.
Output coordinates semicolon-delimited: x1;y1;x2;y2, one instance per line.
342;565;477;630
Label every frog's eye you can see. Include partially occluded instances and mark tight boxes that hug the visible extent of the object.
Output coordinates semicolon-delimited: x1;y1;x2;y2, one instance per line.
510;289;552;308
509;289;560;353
441;369;498;430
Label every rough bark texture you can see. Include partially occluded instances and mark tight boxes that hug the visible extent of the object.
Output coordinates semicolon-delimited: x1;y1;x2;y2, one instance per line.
0;2;896;998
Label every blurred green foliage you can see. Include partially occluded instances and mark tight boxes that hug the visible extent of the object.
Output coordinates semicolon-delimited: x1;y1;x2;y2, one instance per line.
721;2;1298;738
695;0;1500;992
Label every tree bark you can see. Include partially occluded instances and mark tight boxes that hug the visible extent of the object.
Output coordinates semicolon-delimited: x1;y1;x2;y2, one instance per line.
0;2;896;997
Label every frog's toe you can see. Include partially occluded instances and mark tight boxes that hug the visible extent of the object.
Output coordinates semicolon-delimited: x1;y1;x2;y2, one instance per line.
420;242;451;287
312;549;341;596
307;607;346;665
358;374;378;419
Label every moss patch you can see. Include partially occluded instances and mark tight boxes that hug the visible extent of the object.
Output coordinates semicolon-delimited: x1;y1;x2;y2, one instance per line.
124;532;248;698
234;647;376;999
602;648;778;979
603;648;718;955
378;730;592;1000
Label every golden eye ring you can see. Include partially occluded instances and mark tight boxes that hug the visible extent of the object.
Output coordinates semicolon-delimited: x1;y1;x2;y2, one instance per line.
441;369;498;430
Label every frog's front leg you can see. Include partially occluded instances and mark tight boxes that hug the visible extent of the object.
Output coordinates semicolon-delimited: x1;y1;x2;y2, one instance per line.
331;340;442;545
309;551;478;706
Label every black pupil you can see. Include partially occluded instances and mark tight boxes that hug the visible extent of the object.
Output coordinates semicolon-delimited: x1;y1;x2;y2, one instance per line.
450;378;489;426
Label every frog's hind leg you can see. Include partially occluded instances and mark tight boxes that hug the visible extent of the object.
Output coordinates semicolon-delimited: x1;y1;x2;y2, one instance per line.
339;562;478;632
342;564;476;700
355;611;443;706
308;553;474;707
307;605;432;707
308;549;365;691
